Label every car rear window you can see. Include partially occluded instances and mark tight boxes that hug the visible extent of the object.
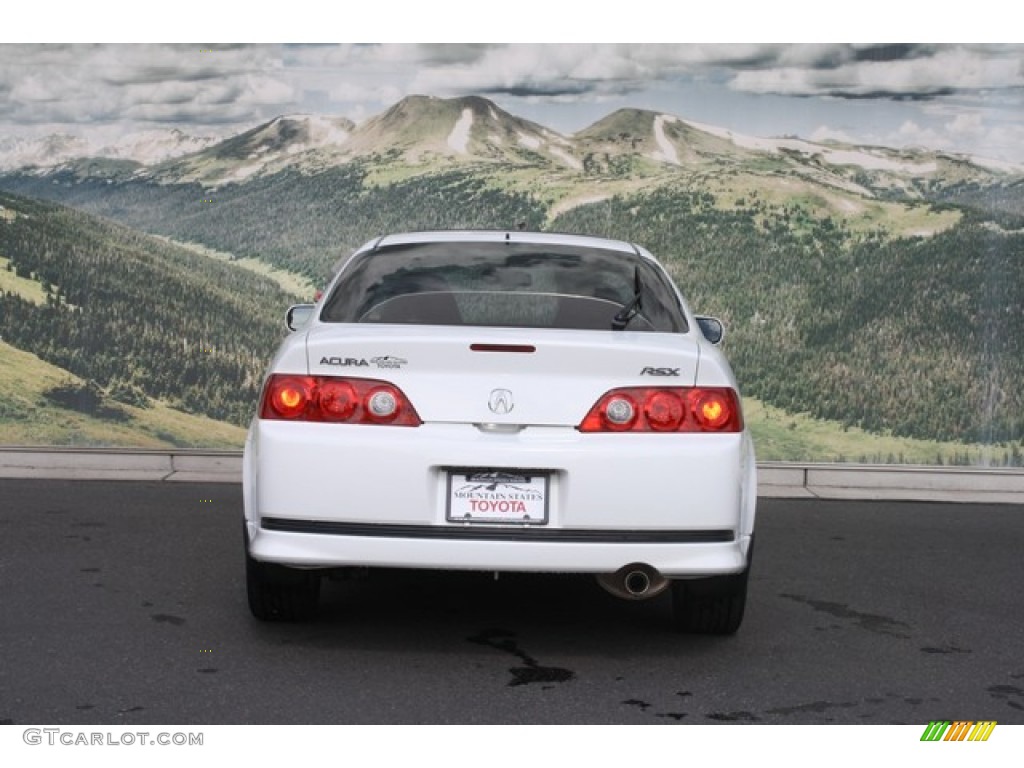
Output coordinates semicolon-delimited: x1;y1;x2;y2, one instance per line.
319;241;688;333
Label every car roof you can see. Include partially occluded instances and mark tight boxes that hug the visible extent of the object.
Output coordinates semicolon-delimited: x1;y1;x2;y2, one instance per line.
368;230;639;255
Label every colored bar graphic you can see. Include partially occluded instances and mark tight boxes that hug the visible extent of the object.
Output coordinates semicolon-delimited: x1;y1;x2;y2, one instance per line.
944;721;973;741
920;720;996;742
921;721;951;741
967;721;997;742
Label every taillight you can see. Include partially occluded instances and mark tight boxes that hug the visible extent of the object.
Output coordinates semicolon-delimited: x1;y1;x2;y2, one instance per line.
266;376;315;420
644;390;685;432
579;387;742;433
318;379;358;421
693;390;733;430
259;375;421;426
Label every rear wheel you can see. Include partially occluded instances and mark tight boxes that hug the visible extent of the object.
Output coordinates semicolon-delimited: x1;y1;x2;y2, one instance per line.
670;570;748;635
244;528;321;621
671;540;753;635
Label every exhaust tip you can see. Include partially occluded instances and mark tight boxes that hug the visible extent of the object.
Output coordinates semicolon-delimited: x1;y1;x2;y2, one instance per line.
624;570;651;596
596;562;669;601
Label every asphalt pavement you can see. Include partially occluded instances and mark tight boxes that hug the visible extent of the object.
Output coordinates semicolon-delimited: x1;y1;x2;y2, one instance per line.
0;478;1022;725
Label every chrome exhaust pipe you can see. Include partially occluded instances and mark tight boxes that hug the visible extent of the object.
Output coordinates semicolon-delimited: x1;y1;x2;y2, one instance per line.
624;569;652;596
596;563;669;601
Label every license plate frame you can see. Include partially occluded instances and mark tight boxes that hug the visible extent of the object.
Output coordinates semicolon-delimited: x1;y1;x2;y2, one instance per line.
445;468;550;525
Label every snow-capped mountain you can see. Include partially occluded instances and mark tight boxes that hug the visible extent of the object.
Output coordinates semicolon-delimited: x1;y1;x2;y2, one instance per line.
571;106;1020;197
96;129;220;165
147;115;356;184
1;96;1018;195
341;94;578;168
141;97;582;185
0;134;93;171
0;128;219;172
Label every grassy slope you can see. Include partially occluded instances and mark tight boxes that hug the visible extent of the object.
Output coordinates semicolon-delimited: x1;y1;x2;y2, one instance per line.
0;341;247;448
463;160;962;239
745;397;1016;466
152;236;315;299
0;156;1016;461
4;336;1012;462
0;255;47;304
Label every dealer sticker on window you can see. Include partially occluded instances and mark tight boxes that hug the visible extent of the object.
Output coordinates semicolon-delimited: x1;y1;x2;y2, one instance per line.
445;469;549;525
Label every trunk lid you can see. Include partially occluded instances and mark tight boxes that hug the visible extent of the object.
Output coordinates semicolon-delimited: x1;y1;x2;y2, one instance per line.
305;324;700;426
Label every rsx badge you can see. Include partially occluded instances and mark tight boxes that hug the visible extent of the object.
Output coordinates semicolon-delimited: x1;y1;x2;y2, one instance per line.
640;367;680;376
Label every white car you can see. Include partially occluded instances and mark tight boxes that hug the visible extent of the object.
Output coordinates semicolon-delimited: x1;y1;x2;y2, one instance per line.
243;230;756;633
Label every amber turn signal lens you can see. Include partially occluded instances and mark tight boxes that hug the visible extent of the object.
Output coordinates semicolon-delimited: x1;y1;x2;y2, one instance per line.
693;391;733;430
267;376;314;419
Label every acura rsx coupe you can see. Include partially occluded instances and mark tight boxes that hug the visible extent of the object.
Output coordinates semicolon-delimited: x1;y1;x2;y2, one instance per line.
243;230;757;634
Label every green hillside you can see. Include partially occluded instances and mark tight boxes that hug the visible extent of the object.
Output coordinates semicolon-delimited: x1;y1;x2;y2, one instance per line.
1;99;1022;462
745;397;1020;466
0;341;245;447
0;166;547;281
3;171;1022;455
0;190;296;428
5;334;1014;463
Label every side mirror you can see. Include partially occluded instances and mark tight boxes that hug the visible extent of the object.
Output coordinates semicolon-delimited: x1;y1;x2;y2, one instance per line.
695;316;725;345
285;304;315;332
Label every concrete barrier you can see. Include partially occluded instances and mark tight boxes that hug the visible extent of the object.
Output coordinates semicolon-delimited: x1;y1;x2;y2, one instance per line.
756;462;1024;504
0;447;238;483
1;448;1022;504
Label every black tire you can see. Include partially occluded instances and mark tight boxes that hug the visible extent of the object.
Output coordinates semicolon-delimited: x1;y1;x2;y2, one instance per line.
244;537;321;622
671;539;753;635
670;570;748;635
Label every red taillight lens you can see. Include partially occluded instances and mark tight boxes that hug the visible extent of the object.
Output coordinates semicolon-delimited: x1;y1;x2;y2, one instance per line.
579;387;742;433
259;375;421;426
644;391;685;431
266;376;315;420
318;379;358;421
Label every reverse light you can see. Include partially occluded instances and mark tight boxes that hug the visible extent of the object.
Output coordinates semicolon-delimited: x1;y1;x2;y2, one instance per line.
366;387;400;421
579;387;742;433
604;396;637;430
259;375;421;426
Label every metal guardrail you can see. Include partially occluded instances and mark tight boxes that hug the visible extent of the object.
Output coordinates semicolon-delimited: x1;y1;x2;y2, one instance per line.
0;447;1022;504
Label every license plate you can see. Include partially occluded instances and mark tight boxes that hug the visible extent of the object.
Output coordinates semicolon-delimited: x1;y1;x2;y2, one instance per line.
445;469;550;525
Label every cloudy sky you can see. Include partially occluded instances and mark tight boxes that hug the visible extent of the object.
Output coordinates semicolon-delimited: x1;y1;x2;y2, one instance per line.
3;27;1022;165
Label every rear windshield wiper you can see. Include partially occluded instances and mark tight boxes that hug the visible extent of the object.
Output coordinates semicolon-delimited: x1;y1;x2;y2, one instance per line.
612;267;643;331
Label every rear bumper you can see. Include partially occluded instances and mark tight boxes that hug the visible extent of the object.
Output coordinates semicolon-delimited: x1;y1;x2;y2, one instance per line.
244;420;756;576
248;526;752;576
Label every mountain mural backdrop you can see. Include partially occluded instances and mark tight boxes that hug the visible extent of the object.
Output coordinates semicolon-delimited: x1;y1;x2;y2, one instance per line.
0;95;1021;463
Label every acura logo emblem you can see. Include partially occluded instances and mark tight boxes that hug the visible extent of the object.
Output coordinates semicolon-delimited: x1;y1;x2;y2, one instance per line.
487;388;514;415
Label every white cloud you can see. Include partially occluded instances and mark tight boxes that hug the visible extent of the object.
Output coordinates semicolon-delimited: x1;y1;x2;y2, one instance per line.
947;112;984;138
809;125;860;145
0;45;297;128
812;115;1024;167
895;120;950;150
0;43;1022;164
730;46;1024;98
328;82;404;107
